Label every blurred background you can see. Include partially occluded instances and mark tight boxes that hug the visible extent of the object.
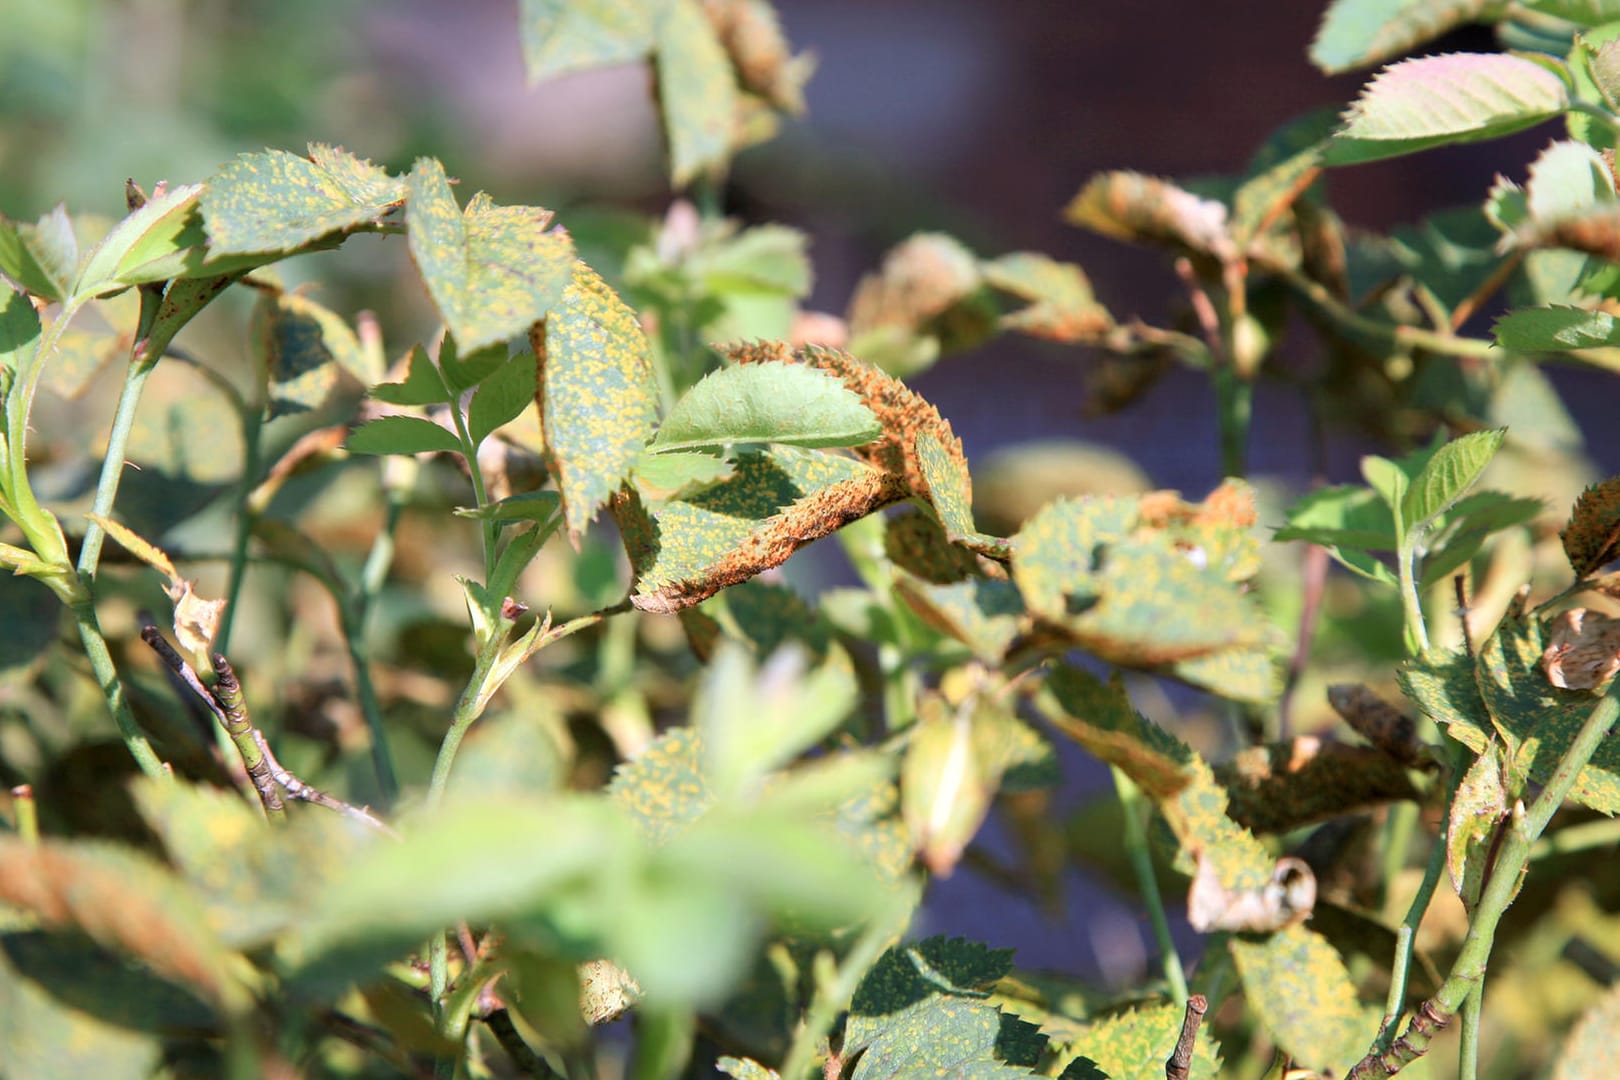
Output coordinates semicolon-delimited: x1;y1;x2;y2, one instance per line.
1;0;1610;1000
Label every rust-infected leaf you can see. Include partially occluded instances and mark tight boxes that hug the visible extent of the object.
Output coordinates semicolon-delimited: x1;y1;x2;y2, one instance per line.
1562;477;1620;578
1229;925;1376;1074
406;160;576;352
701;0;814;112
1448;744;1506;901
895;576;1025;664
884;510;977;584
1328;683;1429;767
537;262;660;541
1049;1001;1222;1080
1555;978;1620;1080
1065;172;1236;260
254;290;358;418
847;233;983;342
201;143;405;256
616;446;895;613
0;837;245;1013
657;0;739;186
1542;607;1620;690
1216;737;1420;834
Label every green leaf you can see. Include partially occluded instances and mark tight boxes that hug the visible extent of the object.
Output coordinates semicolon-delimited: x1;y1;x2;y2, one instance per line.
650;361;880;454
518;0;656;83
456;490;563;525
469;352;539;447
1400;428;1506;536
405;160;576;352
656;0;739;186
632;448;732;502
852;998;1041;1078
0;205;75;301
608;727;714;845
1310;0;1496;74
894;576;1025;663
916;429;997;553
370;343;452;406
688;223;812;297
346;415;462;456
1172;646;1280;704
979;252;1113;343
843;936;1016;1055
718;1057;779;1080
73;184;202;297
0;938;164;1080
201;143;406;256
617;445;891;613
1229;926;1376;1074
1494;305;1620;351
1563;476;1620;576
1532;0;1620;25
1326;53;1569;166
539;261;660;541
1418;491;1544;589
1473;616;1620;812
1230;109;1339;245
1050;1002;1222;1080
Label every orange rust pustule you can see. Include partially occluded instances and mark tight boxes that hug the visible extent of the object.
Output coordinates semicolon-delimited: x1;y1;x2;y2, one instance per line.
619;467;905;614
723;341;969;500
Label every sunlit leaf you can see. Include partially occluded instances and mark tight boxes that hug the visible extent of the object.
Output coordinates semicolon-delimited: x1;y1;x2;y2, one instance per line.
201;143;406;256
254;291;358;419
1310;0;1496;74
405;160;575;352
537;261;660;541
0;205;76;301
346;415;461;456
1050;1002;1222;1080
1229;926;1376;1074
1554;977;1620;1079
1400;428;1505;536
894;576;1025;663
1494;306;1620;351
1066;172;1235;259
649;361;880;454
979;251;1113;342
843;936;1016;1056
657;0;739;186
518;0;656;83
1326;53;1569;165
1448;745;1506;900
369;343;451;407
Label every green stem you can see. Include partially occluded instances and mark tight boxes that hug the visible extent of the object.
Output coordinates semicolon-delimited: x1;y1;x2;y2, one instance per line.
1458;982;1483;1080
1212;367;1251;480
338;487;409;807
1348;684;1620;1078
1271;265;1497;362
10;784;38;844
1379;801;1418;917
1396;538;1431;655
1374;832;1445;1050
213;407;263;657
447;404;496;575
1111;766;1188;1006
73;597;166;778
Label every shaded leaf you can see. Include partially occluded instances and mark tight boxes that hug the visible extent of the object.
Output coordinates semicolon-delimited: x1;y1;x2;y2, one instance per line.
201;143;406;256
405;159;575;352
1562;476;1620;576
650;360;879;453
844;936;1016;1056
1216;738;1419;834
469;352;539;448
1310;0;1496;75
0;939;164;1080
255;291;358;419
0;205;76;301
1065;172;1235;260
895;576;1025;663
537;261;660;541
518;0;656;83
346;415;462;456
657;0;740;186
1326;53;1569;166
370;343;452;406
1229;926;1376;1074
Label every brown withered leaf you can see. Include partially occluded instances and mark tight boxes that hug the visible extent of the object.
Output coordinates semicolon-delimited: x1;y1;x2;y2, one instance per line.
1327;683;1429;767
1562;477;1620;578
1187;853;1316;934
1542;608;1620;690
846;233;982;337
1065;172;1236;261
700;0;814;113
1538;211;1620;263
1217;737;1420;834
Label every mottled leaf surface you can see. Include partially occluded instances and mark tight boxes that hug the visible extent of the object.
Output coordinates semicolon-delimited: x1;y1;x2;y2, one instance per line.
650;360;879;453
895;576;1025;663
1554;978;1620;1080
538;261;660;540
1562;476;1620;576
201;144;405;256
256;291;360;418
844;936;1015;1055
979;252;1113;343
1230;926;1376;1074
1050;1002;1221;1080
1448;745;1506;898
607;727;713;845
406;160;575;352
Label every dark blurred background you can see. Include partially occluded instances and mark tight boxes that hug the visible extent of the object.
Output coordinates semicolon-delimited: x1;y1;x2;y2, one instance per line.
0;0;1603;987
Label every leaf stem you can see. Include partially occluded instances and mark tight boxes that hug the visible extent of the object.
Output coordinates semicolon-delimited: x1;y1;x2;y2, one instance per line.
1270;265;1497;362
213;406;264;658
1349;682;1620;1077
1458;982;1483;1080
1396;537;1431;655
1111;765;1188;1006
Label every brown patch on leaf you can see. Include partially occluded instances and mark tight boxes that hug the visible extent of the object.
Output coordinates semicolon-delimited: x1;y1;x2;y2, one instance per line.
1542;608;1620;690
1217;737;1420;834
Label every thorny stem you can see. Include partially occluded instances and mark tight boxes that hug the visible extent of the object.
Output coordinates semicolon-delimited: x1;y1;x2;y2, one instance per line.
1165;994;1209;1080
1348;683;1620;1077
1112;766;1188;1006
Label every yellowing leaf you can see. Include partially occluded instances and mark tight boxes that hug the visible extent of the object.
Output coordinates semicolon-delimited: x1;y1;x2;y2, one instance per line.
657;0;739;186
201;144;405;256
1230;926;1376;1074
536;262;660;541
1065;172;1235;260
405;160;576;352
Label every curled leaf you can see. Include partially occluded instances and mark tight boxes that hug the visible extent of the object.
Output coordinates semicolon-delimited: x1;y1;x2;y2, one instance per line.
1542;607;1620;690
1187;853;1316;933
